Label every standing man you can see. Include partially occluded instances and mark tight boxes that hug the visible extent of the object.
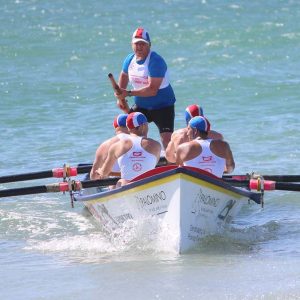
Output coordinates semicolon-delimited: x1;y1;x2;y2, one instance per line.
96;112;162;186
176;116;235;178
165;104;224;163
114;27;176;150
90;114;129;180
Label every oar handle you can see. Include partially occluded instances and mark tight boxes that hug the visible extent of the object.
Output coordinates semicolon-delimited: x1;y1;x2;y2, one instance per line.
81;178;119;188
108;73;130;113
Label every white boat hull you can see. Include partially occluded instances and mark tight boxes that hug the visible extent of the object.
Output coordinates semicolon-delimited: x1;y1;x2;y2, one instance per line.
75;166;261;253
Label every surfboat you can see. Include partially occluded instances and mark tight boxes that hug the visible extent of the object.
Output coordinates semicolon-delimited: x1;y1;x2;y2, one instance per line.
74;166;262;254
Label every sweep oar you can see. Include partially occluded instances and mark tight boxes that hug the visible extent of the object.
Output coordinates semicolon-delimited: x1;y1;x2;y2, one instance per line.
0;157;169;184
0;178;120;198
108;73;130;113
223;174;300;183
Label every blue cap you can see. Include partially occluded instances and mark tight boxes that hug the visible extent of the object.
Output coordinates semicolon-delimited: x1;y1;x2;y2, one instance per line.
126;112;148;129
189;116;210;132
113;114;128;128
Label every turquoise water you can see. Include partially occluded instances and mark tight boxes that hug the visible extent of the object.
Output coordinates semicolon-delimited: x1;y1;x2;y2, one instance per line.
1;1;300;299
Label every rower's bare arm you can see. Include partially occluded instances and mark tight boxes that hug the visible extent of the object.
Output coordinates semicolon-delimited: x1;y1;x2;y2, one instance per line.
224;143;235;174
96;144;119;179
90;142;108;180
143;77;163;96
153;140;162;163
175;144;185;166
166;131;187;163
165;140;176;163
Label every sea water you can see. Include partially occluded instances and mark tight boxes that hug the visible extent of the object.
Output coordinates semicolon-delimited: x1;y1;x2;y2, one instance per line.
1;0;300;299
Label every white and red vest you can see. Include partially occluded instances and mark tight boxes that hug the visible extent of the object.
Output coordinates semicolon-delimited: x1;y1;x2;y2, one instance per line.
117;136;157;180
183;139;225;178
111;133;129;173
128;51;170;90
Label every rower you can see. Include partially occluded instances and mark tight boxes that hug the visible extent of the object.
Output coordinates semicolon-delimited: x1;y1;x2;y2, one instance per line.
175;116;235;178
90;113;129;180
96;112;161;186
165;104;223;163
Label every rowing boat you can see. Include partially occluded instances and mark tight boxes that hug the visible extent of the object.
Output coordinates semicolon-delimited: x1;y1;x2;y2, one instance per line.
74;165;262;254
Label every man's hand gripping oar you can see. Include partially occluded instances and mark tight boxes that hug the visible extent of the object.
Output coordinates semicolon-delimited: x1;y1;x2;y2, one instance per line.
108;73;130;113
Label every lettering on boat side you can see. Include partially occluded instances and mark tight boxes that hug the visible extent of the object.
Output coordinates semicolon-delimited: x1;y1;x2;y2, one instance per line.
115;213;133;224
188;225;206;242
191;188;220;215
91;204;134;229
189;225;206;236
135;190;167;209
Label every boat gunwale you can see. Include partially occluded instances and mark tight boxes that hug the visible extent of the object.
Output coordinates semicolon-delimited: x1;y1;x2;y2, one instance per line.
75;167;261;204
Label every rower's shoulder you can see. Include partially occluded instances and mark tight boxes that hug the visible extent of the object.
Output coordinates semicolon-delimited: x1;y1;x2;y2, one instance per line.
142;137;162;155
171;128;187;139
106;135;123;146
208;130;224;140
97;136;117;150
172;127;187;135
143;137;161;148
210;139;231;153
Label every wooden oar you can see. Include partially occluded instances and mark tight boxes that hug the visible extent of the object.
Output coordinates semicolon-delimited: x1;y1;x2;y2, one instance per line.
0;157;169;184
108;73;130;113
0;178;120;198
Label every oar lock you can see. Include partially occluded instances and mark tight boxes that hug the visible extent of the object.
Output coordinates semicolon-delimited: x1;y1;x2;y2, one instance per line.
48;179;82;208
52;164;78;181
49;164;82;208
248;173;265;208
